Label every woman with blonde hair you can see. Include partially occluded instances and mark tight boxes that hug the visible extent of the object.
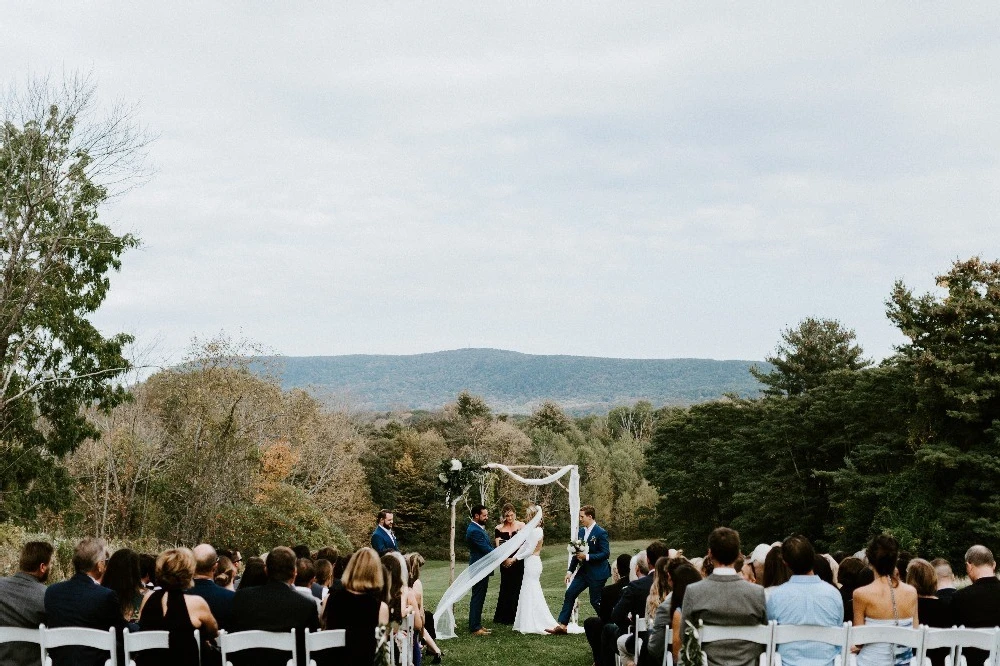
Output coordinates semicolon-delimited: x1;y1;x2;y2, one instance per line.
406;553;443;664
512;505;559;634
321;547;390;665
137;548;218;666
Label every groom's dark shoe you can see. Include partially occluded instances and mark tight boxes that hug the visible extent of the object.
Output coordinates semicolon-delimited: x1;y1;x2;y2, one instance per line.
545;624;568;635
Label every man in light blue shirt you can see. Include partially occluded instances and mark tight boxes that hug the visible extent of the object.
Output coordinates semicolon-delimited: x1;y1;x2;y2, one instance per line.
766;535;844;666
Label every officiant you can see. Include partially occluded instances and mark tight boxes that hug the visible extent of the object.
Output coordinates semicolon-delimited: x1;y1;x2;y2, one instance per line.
493;504;526;625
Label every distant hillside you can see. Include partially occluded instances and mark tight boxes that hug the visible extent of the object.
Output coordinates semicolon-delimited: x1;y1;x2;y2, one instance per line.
253;348;767;414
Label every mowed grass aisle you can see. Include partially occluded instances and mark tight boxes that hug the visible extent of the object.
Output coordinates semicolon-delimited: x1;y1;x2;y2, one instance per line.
420;540;649;666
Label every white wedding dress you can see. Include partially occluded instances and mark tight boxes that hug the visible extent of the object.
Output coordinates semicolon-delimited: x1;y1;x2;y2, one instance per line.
512;526;559;634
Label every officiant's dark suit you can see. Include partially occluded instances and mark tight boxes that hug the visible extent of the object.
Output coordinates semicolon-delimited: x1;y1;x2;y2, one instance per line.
466;506;495;634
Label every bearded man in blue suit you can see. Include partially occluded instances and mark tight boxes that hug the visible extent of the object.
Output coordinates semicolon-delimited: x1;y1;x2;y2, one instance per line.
547;505;611;634
466;504;495;636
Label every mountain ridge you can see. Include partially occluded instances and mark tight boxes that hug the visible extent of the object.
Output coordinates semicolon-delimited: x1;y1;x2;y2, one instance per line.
255;348;767;414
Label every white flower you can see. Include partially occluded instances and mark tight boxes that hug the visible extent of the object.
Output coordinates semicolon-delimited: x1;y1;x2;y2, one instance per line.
450;459;462;471
438;473;449;483
567;544;575;554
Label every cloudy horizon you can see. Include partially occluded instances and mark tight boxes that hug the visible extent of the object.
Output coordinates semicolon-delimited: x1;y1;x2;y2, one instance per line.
3;3;998;367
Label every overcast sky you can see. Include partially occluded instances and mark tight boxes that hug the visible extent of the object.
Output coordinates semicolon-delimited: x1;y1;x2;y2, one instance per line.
3;3;998;365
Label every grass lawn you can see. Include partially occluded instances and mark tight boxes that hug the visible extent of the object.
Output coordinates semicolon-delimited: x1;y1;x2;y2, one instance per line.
420;539;649;666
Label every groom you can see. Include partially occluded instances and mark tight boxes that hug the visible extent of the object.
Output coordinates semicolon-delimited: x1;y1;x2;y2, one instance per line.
547;504;611;634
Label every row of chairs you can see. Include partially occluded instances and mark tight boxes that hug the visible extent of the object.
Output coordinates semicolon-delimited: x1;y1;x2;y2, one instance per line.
0;624;348;666
639;620;1000;666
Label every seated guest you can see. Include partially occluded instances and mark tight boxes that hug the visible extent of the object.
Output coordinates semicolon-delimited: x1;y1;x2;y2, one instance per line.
238;557;268;589
632;555;673;665
836;557;873;623
766;535;844;666
950;545;1000;666
215;556;237;591
852;535;919;666
188;544;235;630
812;554;835;586
321;547;390;666
682;527;767;666
294;558;322;615
45;537;129;666
139;553;158;590
331;555;350;593
313;547;339;600
230;546;320;666
907;558;951;666
293;544;312;560
0;541;52;666
656;560;702;665
584;554;633;666
138;548;218;666
102;548;145;622
763;545;791;597
931;558;957;604
406;552;442;665
601;541;670;666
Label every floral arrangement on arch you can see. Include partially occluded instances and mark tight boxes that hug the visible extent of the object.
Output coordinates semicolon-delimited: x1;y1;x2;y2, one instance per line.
437;457;486;506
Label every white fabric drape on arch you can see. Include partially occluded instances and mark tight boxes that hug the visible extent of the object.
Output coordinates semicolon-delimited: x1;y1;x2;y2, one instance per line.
433;464;580;640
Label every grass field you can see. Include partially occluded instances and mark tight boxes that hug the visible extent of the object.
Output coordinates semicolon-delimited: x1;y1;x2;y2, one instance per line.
420;539;649;666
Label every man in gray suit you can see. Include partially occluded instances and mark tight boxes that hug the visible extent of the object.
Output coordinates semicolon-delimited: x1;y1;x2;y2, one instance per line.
682;527;766;666
0;541;53;666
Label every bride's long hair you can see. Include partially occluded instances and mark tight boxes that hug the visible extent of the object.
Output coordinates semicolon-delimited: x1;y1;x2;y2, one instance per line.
525;504;543;526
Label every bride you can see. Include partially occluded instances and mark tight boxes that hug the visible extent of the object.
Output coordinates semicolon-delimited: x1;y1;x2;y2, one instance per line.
512;505;559;634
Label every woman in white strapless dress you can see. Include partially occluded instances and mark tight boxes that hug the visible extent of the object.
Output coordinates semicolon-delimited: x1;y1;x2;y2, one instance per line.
512;506;559;634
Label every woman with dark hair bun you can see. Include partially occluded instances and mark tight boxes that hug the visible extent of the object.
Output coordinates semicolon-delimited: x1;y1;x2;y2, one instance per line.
762;546;791;598
102;548;145;621
852;535;919;666
238;557;267;589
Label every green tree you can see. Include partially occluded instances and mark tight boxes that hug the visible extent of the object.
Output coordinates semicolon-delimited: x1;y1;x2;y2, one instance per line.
0;78;147;522
751;318;869;396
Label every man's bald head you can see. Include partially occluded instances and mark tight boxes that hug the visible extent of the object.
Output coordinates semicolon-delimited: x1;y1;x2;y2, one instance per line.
193;544;218;576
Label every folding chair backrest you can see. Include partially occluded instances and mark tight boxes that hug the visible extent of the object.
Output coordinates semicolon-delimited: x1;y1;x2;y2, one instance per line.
218;629;296;666
632;616;648;665
772;624;850;666
123;628;202;666
699;622;774;646
305;628;346;666
399;614;414;666
849;624;926;651
0;626;45;665
42;626;118;666
922;627;999;666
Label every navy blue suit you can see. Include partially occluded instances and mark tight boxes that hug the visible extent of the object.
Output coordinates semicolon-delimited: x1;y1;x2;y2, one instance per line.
466;521;494;632
44;573;129;666
187;577;235;629
558;524;612;625
370;526;398;556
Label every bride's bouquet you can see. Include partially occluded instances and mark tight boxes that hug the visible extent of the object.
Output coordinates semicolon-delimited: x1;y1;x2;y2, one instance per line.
567;538;589;555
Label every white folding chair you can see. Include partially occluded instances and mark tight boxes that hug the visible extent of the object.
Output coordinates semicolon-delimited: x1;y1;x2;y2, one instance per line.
0;625;45;665
399;614;414;666
698;621;775;666
304;628;345;666
41;625;118;666
218;629;296;666
635;616;649;666
772;623;851;666
122;628;202;666
847;624;926;666
921;627;1000;666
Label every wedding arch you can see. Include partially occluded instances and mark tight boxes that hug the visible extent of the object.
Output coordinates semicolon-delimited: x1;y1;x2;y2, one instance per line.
433;462;580;640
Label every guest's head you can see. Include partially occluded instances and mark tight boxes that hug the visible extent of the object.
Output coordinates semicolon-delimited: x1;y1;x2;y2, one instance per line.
406;552;425;584
738;554;756;583
470;505;489;525
315;559;333;588
763;545;791;587
240;557;267;589
646;541;670;572
896;552;913;583
378;509;394;529
965;545;996;581
19;541;53;583
613;553;632;583
156;548;196;591
931;558;955;589
215;556;237;589
652;555;672;600
293;544;312;560
668;561;703;618
102;548;143;618
193;544;218;578
343;547;384;595
750;543;772;583
813;555;834;584
707;527;740;567
906;558;937;596
73;537;109;579
266;547;298;584
630;551;649;581
139;553;157;587
837;556;871;593
780;535;815;576
866;535;900;579
316;547;339;564
334;555;350;581
295;558;316;587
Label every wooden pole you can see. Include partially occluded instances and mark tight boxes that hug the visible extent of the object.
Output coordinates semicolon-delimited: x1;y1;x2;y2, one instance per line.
449;498;458;585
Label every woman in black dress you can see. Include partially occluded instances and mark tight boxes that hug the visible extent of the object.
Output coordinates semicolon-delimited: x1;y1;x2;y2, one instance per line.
137;548;218;666
493;503;526;625
321;547;390;666
907;558;953;666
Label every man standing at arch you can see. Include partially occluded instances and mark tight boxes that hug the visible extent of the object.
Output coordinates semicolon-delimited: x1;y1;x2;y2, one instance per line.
371;509;398;556
547;505;611;634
